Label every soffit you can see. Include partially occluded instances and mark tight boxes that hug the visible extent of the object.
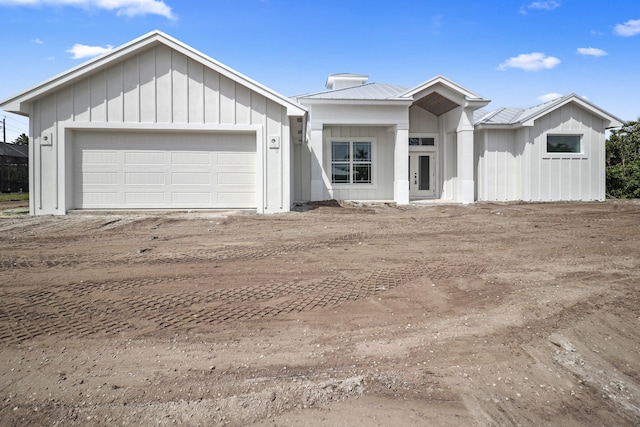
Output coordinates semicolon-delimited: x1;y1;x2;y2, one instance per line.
414;92;460;116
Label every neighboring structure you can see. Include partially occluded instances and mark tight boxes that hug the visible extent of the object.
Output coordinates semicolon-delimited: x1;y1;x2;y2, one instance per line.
0;31;623;215
0;142;28;193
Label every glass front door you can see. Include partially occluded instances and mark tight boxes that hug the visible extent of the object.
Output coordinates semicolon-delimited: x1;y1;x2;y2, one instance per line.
409;153;435;198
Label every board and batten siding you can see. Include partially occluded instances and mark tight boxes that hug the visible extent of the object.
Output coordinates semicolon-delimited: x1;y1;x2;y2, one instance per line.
525;104;605;202
322;125;394;201
475;129;523;201
475;103;607;202
28;44;291;214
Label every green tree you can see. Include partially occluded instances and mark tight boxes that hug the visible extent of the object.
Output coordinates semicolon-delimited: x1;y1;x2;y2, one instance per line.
12;133;29;146
606;120;640;198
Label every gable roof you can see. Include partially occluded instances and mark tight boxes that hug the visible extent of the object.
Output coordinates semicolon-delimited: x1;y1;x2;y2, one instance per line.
476;94;623;129
402;75;488;102
296;83;409;101
1;30;306;117
0;142;28;158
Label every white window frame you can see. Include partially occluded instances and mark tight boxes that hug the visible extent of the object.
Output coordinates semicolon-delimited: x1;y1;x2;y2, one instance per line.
326;137;376;188
543;131;586;158
409;133;438;153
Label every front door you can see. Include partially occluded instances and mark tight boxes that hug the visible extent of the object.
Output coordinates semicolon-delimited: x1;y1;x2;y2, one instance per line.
409;153;436;198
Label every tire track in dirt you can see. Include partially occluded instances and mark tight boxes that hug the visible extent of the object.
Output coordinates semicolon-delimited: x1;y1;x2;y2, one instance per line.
0;231;372;271
0;263;486;345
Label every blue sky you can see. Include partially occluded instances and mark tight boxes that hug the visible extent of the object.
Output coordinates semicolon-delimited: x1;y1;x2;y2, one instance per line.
1;0;639;143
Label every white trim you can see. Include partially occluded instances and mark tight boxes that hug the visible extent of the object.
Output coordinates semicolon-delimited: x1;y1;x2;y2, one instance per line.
542;130;587;159
409;133;439;199
300;98;413;106
1;31;306;117
58;122;264;213
325;136;377;190
402;75;486;100
408;132;438;152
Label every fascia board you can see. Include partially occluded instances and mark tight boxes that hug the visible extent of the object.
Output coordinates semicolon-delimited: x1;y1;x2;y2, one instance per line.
520;95;624;128
298;98;413;107
474;123;522;131
1;31;163;113
465;97;492;110
402;75;485;100
161;33;306;116
1;30;307;117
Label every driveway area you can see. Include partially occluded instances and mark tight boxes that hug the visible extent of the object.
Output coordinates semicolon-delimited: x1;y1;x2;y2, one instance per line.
1;200;639;425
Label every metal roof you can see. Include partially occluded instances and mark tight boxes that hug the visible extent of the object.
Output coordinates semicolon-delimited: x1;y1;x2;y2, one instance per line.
474;94;623;129
474;107;525;125
296;83;409;101
0;142;28;158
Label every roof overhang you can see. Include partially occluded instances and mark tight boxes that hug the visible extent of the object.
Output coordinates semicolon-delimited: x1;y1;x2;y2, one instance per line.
403;76;490;116
296;98;413;107
1;30;307;118
520;95;623;129
474;123;522;131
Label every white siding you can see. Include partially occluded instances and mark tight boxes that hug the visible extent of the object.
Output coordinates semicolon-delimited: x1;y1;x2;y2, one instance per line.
475;129;522;201
440;108;462;201
28;44;291;214
476;103;607;202
408;105;438;133
323;126;394;201
525;104;606;201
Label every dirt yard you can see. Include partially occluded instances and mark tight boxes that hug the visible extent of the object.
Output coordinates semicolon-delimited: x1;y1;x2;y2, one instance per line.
0;200;639;426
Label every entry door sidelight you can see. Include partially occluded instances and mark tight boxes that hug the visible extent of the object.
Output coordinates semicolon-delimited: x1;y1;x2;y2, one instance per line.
409;153;436;197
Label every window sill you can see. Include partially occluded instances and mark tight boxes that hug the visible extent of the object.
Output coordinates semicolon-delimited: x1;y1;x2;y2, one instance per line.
542;153;587;159
331;183;377;190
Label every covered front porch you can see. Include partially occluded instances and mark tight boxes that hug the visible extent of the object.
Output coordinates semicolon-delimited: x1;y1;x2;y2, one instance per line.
401;76;491;205
293;74;490;207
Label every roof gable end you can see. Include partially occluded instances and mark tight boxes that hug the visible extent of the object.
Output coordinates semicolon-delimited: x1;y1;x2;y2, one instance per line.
1;30;305;116
519;94;623;128
402;75;487;102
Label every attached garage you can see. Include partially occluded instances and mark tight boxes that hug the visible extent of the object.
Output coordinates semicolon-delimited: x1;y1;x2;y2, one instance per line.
72;131;256;209
0;31;305;215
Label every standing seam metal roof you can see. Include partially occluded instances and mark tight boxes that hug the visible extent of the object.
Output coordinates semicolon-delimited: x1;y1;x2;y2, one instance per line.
296;83;409;101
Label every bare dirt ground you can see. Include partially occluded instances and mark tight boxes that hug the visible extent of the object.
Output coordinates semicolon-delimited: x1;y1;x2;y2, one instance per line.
0;200;639;426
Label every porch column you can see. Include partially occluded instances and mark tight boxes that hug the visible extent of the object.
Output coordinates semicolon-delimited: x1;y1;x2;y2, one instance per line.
456;107;475;204
309;123;325;201
394;125;409;205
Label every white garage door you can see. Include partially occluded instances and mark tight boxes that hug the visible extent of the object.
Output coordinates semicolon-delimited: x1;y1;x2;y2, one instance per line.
73;131;256;209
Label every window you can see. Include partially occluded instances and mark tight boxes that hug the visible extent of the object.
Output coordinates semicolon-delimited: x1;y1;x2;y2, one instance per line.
409;137;435;146
547;135;581;153
331;140;372;184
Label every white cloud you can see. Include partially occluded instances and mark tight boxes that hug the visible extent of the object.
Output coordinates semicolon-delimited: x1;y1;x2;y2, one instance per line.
31;38;44;44
519;1;560;14
67;43;113;59
498;52;561;71
577;47;607;57
614;19;640;37
0;0;175;20
538;93;562;103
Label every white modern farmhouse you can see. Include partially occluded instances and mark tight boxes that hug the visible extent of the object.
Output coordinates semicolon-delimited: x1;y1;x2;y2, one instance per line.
1;31;623;215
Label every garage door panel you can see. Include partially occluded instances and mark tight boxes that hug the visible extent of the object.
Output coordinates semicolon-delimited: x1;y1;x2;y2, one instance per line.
171;172;211;185
125;172;165;185
125;192;165;205
171;152;211;165
73;131;256;209
83;172;118;185
218;172;253;185
171;193;211;204
84;151;118;165
125;151;165;165
83;192;118;206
